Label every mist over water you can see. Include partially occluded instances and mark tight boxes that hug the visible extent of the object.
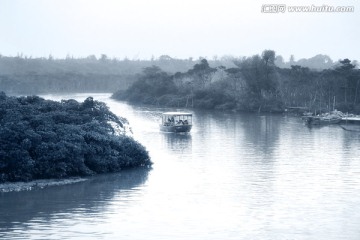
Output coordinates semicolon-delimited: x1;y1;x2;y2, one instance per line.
1;93;360;240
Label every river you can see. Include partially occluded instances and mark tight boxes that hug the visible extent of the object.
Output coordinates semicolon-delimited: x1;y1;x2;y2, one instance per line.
1;93;360;240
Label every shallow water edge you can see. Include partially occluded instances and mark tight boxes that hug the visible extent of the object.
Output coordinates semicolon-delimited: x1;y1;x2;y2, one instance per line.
0;178;87;193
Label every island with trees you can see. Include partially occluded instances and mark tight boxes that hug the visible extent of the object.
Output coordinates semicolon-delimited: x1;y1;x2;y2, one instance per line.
0;92;151;183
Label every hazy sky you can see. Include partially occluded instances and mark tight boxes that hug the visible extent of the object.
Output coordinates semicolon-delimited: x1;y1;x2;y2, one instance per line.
0;0;359;61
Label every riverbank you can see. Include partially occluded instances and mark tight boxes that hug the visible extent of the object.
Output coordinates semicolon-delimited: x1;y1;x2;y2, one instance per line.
0;178;87;193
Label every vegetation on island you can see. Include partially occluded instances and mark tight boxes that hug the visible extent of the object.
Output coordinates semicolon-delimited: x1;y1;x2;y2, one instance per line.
112;51;360;114
0;92;151;183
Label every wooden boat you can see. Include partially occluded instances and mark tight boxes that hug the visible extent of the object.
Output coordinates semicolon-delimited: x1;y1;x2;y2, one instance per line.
302;115;342;125
160;112;192;132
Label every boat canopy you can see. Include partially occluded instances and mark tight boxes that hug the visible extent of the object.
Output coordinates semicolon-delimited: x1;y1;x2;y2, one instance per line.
161;112;192;125
162;112;192;116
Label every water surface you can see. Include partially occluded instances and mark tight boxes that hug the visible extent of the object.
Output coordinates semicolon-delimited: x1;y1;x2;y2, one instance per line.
1;93;360;240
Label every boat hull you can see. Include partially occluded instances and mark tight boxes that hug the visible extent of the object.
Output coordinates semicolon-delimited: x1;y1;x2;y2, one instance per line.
160;124;192;133
303;116;341;125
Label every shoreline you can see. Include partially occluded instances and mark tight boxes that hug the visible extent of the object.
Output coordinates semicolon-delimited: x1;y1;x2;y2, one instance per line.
0;178;87;193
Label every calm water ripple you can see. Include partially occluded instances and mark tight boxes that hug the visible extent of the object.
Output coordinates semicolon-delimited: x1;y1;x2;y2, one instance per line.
1;93;360;240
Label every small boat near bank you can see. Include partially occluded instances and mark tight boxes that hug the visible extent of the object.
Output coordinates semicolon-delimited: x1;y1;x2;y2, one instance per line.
160;112;192;133
302;115;342;125
302;110;343;125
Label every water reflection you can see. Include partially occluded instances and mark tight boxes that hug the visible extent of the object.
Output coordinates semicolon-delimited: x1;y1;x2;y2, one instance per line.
340;128;360;164
193;111;282;159
160;133;192;155
0;167;150;233
240;114;282;158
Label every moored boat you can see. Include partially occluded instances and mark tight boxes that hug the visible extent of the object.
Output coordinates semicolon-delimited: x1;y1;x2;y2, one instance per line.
160;112;192;132
303;115;342;125
302;111;342;125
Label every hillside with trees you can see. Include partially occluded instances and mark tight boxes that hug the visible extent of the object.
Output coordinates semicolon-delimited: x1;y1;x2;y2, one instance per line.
0;93;151;183
113;51;360;114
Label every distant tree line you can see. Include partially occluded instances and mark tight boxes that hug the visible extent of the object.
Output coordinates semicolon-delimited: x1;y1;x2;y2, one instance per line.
0;72;137;94
112;50;360;113
0;92;151;183
0;53;340;94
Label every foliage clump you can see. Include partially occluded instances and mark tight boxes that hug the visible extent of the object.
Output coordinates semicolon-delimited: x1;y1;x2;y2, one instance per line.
0;93;151;183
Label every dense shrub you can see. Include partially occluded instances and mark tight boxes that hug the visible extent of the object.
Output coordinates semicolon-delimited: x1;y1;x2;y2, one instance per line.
0;93;151;183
